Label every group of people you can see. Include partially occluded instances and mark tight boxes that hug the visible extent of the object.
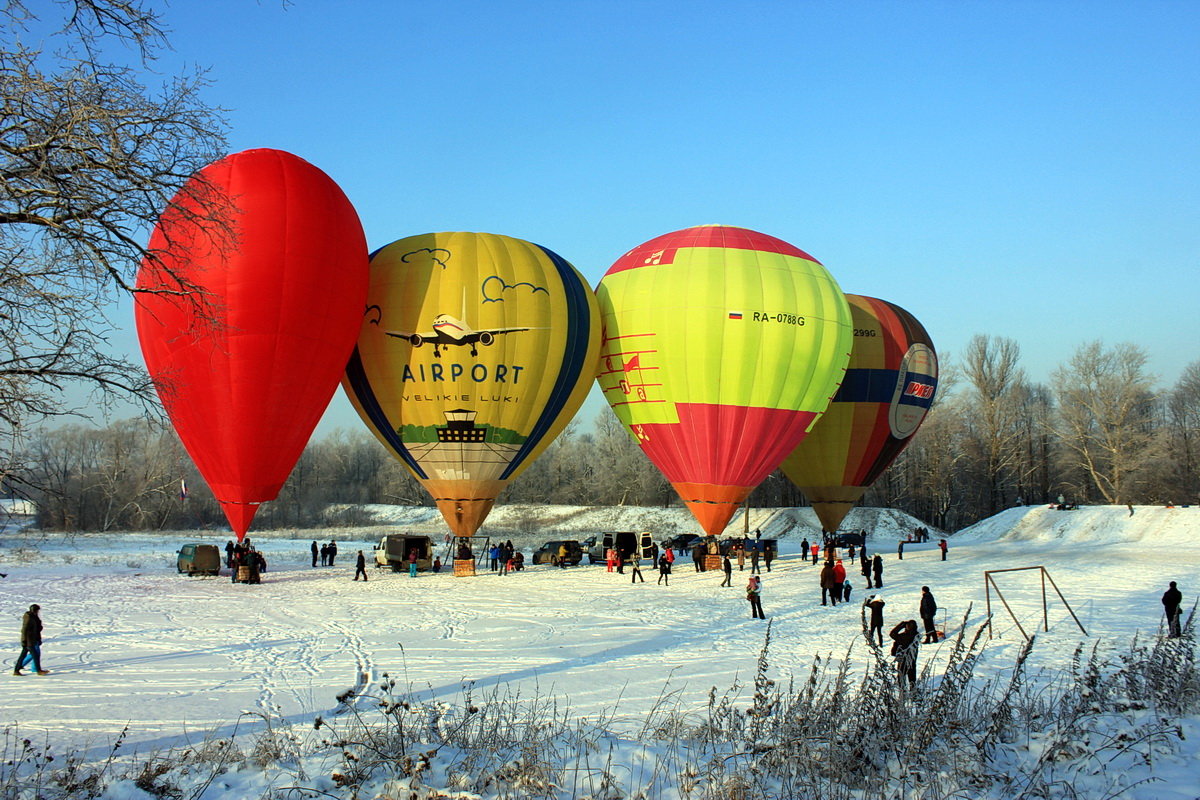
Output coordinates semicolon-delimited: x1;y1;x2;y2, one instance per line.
310;540;339;567
489;541;524;574
226;539;266;582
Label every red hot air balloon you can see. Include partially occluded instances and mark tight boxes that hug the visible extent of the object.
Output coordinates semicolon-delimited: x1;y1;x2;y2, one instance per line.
135;148;368;539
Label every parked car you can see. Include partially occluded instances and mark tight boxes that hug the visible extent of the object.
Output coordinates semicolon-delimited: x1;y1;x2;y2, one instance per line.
374;534;434;571
177;543;221;576
663;534;701;553
833;531;865;548
532;540;583;566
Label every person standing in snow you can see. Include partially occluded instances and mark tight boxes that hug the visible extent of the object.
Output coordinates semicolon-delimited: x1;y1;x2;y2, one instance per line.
311;540;319;568
721;554;733;587
820;561;839;606
1162;581;1183;638
750;546;761;575
864;595;885;646
889;619;919;687
657;554;671;585
920;586;938;643
833;559;847;600
328;541;338;566
897;539;904;560
938;538;948;561
872;554;884;588
860;549;871;588
408;548;418;578
630;553;644;583
747;575;765;619
354;551;368;581
13;604;48;676
811;542;820;564
801;537;810;563
763;545;774;573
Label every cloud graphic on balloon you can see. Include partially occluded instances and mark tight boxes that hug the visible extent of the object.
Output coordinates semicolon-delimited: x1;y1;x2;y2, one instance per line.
400;248;451;270
481;274;548;303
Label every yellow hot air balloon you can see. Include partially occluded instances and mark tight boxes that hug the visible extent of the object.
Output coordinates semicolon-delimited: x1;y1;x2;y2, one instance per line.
780;294;938;534
343;232;600;537
595;225;852;536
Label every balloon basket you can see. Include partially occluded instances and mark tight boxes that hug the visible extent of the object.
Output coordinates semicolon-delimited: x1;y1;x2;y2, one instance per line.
453;559;476;577
235;565;260;584
703;554;722;572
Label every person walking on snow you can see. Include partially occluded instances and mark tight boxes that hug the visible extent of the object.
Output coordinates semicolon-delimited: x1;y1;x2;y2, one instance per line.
811;542;820;564
872;554;884;588
354;551;368;581
750;547;761;575
861;549;871;587
920;586;938;643
721;554;733;586
747;575;765;619
833;559;847;600
864;595;885;646
657;554;671;585
13;604;47;676
630;554;644;583
890;619;919;687
737;545;745;571
820;561;839;606
1163;581;1183;638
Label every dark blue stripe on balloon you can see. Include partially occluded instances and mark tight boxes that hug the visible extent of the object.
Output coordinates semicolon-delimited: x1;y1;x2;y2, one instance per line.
833;369;900;404
344;347;428;479
500;245;592;479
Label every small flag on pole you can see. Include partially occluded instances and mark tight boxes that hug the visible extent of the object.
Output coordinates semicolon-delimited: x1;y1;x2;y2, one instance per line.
179;477;189;500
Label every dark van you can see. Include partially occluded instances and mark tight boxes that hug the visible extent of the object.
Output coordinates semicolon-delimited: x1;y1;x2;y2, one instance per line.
177;543;221;576
533;540;583;566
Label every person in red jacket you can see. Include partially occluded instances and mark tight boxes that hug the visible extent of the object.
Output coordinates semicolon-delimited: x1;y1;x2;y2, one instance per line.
833;559;847;600
939;539;948;561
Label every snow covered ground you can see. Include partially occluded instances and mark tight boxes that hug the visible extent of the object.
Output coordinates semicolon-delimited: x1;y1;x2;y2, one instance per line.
1;503;1198;797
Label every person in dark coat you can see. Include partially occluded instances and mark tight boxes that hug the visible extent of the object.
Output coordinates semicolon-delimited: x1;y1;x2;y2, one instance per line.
1163;581;1183;637
328;541;338;566
225;540;236;569
889;619;919;687
820;561;839;606
320;542;330;566
692;544;705;572
864;595;885;646
750;547;760;575
13;604;47;675
763;546;774;573
311;540;319;568
897;540;904;560
861;549;871;588
801;537;810;563
920;586;938;643
872;554;883;588
658;554;671;585
747;575;765;619
354;550;368;581
721;554;732;586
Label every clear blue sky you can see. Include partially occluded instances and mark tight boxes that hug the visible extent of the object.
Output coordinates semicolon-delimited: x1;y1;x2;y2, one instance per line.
107;0;1198;434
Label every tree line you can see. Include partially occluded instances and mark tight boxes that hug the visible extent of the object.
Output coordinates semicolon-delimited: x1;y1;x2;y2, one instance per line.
11;336;1199;534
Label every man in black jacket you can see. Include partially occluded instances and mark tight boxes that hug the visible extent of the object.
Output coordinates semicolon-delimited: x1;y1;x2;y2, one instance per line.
13;604;47;676
890;619;919;687
1163;581;1183;638
920;586;939;643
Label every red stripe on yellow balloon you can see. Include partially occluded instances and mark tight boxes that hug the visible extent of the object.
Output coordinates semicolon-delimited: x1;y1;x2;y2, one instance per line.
597;225;852;536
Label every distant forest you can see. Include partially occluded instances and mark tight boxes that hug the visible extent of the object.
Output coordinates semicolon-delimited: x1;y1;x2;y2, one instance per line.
10;337;1200;534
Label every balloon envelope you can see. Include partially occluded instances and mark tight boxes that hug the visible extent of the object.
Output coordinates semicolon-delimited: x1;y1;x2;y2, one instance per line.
595;225;852;536
780;294;938;533
135;148;369;538
342;232;600;537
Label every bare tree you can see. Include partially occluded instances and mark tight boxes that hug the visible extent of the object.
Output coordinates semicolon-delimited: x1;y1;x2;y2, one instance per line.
1163;360;1200;500
1;0;227;494
960;334;1030;514
1051;341;1160;504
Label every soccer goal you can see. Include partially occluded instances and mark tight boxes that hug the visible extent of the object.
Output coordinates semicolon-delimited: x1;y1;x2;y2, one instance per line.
984;566;1087;640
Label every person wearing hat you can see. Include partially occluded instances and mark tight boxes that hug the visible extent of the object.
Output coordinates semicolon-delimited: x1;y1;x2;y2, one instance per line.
13;604;48;676
864;595;886;646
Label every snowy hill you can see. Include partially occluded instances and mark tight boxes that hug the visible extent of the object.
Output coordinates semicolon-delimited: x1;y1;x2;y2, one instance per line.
955;503;1199;546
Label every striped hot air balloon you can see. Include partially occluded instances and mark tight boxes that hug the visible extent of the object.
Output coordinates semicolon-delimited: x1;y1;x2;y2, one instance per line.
780;294;938;534
343;232;600;538
595;225;852;536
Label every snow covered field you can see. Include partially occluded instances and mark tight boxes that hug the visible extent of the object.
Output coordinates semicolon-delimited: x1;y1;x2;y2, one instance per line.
1;503;1198;798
